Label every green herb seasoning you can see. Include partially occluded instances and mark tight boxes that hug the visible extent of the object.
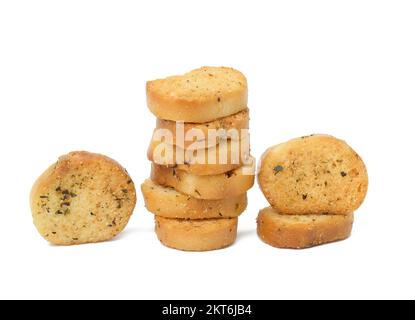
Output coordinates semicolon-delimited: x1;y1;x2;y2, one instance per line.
273;165;284;174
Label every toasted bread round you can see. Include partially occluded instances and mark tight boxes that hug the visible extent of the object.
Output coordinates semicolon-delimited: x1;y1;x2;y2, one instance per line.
155;216;238;251
257;207;354;249
150;157;255;200
155;109;249;149
258;135;368;215
141;179;247;219
146;66;248;123
30;151;137;245
148;134;250;175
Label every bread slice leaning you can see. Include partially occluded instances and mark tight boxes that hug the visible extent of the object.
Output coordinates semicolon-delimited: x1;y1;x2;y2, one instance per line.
148;134;250;175
155;216;238;251
141;179;247;219
150;157;255;200
257;207;354;249
258;134;368;215
155;109;249;149
146;66;248;123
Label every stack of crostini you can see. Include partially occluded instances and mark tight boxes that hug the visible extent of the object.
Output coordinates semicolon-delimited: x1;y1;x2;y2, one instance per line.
141;66;255;251
257;134;368;249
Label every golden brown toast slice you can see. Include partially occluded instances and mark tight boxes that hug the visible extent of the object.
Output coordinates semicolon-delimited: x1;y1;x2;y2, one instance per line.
141;179;247;219
146;66;248;123
150;157;255;200
155;216;238;251
257;207;354;249
258;134;368;215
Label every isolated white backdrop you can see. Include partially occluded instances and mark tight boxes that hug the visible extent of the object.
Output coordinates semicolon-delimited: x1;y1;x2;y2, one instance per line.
0;0;414;299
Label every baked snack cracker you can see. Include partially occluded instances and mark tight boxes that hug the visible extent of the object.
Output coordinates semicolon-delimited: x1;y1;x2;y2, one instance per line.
150;157;255;200
257;207;354;249
146;66;248;123
148;135;250;175
155;216;238;251
141;179;247;219
30;151;137;245
258;134;368;215
155;109;249;149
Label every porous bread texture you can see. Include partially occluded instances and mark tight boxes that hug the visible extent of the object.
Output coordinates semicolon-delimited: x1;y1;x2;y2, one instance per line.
30;151;136;245
147;66;248;123
141;179;247;219
258;134;368;215
150;157;255;200
155;109;249;149
148;133;251;175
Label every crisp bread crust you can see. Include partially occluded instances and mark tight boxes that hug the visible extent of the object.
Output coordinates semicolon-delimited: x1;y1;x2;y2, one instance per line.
146;66;248;123
155;216;238;251
147;134;251;175
30;151;137;245
257;207;354;249
150;157;255;200
155;109;249;149
141;179;247;219
258;135;368;215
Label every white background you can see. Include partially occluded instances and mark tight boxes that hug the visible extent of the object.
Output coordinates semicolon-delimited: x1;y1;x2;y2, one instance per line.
0;0;414;300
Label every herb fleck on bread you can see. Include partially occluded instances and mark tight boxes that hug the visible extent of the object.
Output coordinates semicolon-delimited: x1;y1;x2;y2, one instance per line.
30;151;137;245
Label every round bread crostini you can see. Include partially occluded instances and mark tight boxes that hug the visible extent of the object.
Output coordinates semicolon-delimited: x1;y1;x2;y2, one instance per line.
141;179;247;219
147;135;250;176
155;109;249;149
258;134;368;215
146;66;248;123
257;207;354;249
30;151;137;245
150;157;255;200
155;216;238;251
